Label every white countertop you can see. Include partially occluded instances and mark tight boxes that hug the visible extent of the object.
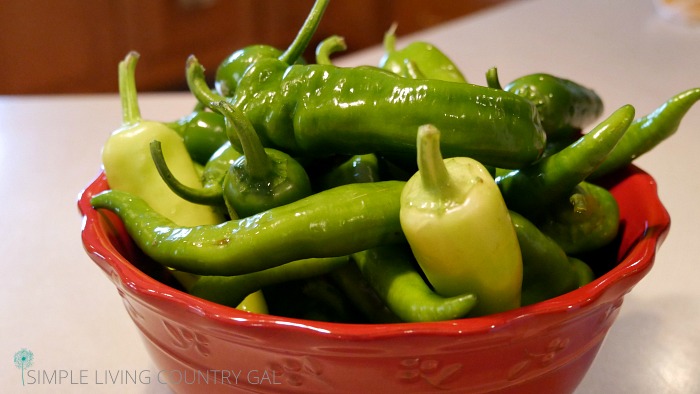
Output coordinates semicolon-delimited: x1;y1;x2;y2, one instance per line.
1;0;698;392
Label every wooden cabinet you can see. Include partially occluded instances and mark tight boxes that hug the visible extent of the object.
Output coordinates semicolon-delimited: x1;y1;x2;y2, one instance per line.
0;0;511;94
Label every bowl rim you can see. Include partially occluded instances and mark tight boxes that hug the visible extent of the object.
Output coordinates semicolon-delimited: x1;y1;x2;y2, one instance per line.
78;165;670;338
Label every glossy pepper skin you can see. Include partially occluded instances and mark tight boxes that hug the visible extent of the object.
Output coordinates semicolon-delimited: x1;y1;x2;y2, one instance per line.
591;87;700;179
537;181;620;255
213;0;327;96
151;101;312;219
90;180;406;276
379;23;467;83
210;101;312;218
100;51;221;227
189;56;546;169
317;154;381;190
496;104;634;219
352;245;477;322
509;211;593;306
497;71;604;141
400;125;522;316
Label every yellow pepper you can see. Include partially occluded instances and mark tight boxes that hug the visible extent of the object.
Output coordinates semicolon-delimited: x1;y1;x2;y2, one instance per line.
399;125;522;316
101;52;267;313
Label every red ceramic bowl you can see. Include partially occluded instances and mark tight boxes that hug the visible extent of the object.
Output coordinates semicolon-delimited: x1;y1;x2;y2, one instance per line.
78;165;669;394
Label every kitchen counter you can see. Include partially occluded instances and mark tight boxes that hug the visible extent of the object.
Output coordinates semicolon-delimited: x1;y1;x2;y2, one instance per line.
1;0;698;392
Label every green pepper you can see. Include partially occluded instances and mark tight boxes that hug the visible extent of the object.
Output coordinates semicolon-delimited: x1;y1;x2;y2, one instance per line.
536;181;620;255
100;51;221;227
352;245;478;322
210;101;312;218
379;23;467;83
328;262;402;324
496;104;634;219
185;2;545;169
591;87;700;179
188;256;349;309
151;101;312;219
90;180;405;276
181;110;228;165
494;70;604;141
316;153;381;190
400;124;522;316
213;0;327;97
509;211;593;306
189;55;546;168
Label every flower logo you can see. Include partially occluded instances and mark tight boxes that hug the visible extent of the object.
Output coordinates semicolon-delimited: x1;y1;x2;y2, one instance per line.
13;348;34;386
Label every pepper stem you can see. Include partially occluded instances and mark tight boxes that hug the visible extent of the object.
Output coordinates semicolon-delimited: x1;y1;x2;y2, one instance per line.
417;125;457;201
383;23;399;53
278;0;330;65
211;101;272;180
315;35;347;65
186;55;227;108
149;140;224;205
485;66;503;90
118;51;142;125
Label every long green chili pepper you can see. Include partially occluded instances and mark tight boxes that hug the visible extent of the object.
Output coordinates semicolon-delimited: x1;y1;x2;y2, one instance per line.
188;256;350;309
315;35;347;65
352;246;478;322
90;180;405;276
188;56;546;169
509;211;593;306
591;87;700;179
329;263;402;324
537;181;620;255
379;23;467;83
496;104;634;218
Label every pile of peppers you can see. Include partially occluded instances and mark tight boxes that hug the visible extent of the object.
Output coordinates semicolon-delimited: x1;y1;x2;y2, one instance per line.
92;0;700;322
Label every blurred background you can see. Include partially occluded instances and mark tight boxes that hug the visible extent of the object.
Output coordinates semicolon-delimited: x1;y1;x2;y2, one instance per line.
0;0;514;95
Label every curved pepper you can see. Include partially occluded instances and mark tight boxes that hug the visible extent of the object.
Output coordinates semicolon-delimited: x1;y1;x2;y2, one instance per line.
400;124;522;316
510;210;593;305
496;104;634;219
188;256;350;309
352;245;477;322
537;181;620;255
500;70;604;141
379;23;467;83
100;51;221;227
328;262;402;324
591;87;700;179
90;180;406;276
188;55;546;169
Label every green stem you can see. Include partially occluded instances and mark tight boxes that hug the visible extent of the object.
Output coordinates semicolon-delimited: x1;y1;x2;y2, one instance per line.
417;124;456;201
149;140;224;205
211;101;272;180
278;0;330;65
383;23;398;53
118;51;142;125
315;35;347;65
186;55;227;108
485;66;503;90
